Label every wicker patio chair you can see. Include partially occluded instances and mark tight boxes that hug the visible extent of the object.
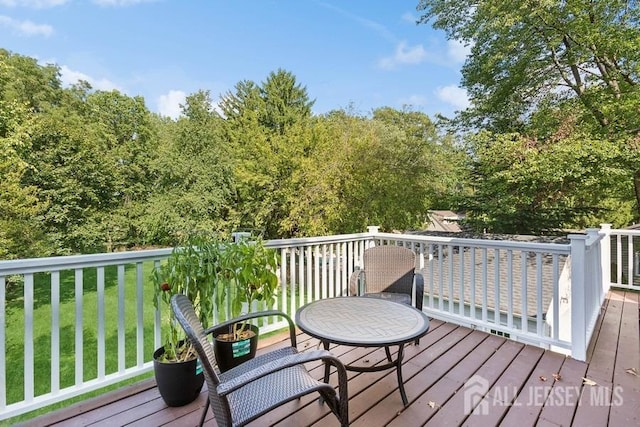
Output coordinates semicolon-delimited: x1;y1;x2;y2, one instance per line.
170;294;349;427
349;245;425;345
349;245;424;309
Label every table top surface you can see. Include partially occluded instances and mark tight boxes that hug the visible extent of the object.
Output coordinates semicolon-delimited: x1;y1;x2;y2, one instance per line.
295;297;430;346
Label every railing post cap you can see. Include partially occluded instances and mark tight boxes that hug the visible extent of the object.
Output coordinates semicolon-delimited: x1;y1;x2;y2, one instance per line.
367;226;380;234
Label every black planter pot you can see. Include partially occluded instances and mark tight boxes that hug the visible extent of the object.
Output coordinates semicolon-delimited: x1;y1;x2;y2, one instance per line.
214;324;259;373
153;345;204;407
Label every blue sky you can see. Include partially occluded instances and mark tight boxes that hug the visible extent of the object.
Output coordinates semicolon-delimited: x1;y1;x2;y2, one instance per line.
0;0;470;119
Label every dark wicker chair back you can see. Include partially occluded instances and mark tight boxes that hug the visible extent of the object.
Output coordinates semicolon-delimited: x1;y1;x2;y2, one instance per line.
171;294;350;427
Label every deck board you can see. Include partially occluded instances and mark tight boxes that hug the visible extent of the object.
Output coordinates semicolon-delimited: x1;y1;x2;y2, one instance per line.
16;289;639;427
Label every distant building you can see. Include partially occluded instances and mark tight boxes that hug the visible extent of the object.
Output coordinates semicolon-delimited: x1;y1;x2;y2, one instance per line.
425;210;465;233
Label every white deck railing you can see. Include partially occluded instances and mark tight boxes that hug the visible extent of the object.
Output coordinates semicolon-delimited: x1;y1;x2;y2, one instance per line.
0;225;631;420
607;226;640;290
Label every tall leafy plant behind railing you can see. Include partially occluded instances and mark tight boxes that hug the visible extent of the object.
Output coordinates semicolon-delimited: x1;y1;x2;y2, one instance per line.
216;236;280;341
153;233;221;362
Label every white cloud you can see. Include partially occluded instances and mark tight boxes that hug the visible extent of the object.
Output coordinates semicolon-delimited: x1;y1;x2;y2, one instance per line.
378;41;427;69
447;39;471;63
0;0;68;7
0;15;53;36
157;90;186;119
59;65;121;91
435;85;470;110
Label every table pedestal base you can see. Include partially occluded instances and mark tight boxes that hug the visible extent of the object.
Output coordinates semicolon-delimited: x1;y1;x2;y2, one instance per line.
322;341;409;406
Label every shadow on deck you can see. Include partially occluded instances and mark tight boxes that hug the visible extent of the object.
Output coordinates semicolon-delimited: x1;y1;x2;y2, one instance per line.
17;290;639;427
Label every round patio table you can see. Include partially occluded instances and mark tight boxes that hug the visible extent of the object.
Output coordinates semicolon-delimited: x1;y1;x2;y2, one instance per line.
295;296;430;406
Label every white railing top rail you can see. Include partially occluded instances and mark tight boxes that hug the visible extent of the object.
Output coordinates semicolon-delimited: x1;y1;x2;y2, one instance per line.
0;233;376;276
373;231;571;254
265;232;372;248
609;229;640;236
0;248;174;276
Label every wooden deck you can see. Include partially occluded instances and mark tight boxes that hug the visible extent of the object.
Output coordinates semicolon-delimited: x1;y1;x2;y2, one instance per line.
18;290;639;427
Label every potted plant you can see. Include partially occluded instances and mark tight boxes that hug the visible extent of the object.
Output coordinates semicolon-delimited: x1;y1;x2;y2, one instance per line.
212;235;280;372
152;232;222;406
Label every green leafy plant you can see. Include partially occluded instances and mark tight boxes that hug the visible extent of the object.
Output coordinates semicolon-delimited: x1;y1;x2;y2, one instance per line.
215;236;280;341
153;233;280;359
153;232;222;362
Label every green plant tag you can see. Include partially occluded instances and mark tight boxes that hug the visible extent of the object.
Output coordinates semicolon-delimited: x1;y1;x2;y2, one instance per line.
195;359;203;375
232;339;251;358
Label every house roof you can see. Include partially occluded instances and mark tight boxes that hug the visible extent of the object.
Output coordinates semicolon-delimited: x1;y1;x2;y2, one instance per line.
425;210;465;233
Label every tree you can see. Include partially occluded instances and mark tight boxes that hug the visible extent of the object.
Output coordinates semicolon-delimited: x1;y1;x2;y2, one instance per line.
81;90;157;249
462;131;636;234
417;0;640;219
284;108;467;235
0;100;48;259
143;90;235;244
260;68;315;134
220;70;315;238
417;0;640;134
0;49;62;112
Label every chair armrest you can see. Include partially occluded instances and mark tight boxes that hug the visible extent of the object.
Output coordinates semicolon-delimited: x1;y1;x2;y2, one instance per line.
216;349;347;396
204;310;297;347
414;272;424;311
349;269;364;296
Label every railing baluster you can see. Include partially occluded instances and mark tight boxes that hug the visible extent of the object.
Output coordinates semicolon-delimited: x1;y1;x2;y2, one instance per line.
136;263;144;367
627;234;633;286
494;248;500;325
458;245;464;316
305;246;312;303
117;265;125;373
551;255;560;341
470;247;476;320
314;246;320;300
24;274;34;402
288;248;295;315
340;242;345;293
321;245;327;299
481;248;488;323
328;244;335;298
438;244;444;311
506;250;513;330
447;245;454;314
536;253;544;336
616;234;623;285
521;252;528;333
153;260;162;352
51;272;60;394
298;247;305;306
74;269;83;385
97;267;105;380
279;248;287;313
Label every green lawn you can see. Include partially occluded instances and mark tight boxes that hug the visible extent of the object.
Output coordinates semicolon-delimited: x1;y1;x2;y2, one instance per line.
3;262;159;424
